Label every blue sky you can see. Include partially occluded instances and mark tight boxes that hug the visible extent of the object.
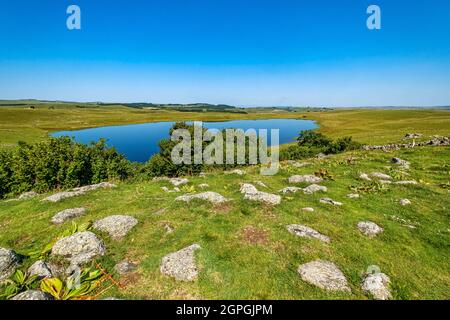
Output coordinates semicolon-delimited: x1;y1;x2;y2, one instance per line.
0;0;449;106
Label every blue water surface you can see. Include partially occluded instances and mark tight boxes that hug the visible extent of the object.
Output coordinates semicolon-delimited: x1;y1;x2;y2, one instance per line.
52;119;317;162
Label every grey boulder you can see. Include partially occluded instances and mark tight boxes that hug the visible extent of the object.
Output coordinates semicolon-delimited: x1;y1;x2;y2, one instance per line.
289;175;322;184
93;215;138;240
160;244;201;281
0;248;20;281
51;208;86;224
362;272;392;300
175;192;228;205
51;231;106;265
287;224;330;243
11;290;53;300
357;221;384;238
298;260;350;292
28;260;53;279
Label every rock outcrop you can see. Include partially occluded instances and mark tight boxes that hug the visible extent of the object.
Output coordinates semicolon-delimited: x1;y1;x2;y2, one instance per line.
93;215;138;240
298;260;350;292
160;244;201;281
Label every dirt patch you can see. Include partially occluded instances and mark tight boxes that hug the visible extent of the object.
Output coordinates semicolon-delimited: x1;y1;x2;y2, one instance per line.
214;202;233;214
119;273;141;287
240;226;269;245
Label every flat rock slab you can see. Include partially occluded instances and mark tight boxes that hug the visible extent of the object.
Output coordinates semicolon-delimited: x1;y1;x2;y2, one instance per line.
289;175;323;184
362;272;392;300
51;208;86;224
11;290;53;300
0;248;20;281
298;260;350;292
287;224;330;243
240;183;258;195
302;207;315;212
359;173;372;181
93;215;138;240
43;182;116;202
28;260;53;279
357;221;384;238
51;231;106;265
244;191;281;205
169;178;189;187
18;191;39;200
320;198;343;206
279;187;303;194
176;192;228;205
160;244;201;281
303;184;327;194
370;172;393;180
114;260;138;275
394;180;418;185
347;193;360;199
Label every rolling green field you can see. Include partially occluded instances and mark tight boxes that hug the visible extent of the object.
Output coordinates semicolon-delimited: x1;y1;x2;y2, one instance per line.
0;105;449;300
1;103;449;148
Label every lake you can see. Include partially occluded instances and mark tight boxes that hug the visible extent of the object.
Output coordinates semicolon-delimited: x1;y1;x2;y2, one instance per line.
52;119;317;162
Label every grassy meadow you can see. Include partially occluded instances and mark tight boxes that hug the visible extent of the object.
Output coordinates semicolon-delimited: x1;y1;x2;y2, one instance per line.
0;105;449;300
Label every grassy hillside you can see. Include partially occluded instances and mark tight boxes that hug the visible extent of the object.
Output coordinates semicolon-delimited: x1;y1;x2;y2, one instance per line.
0;146;448;299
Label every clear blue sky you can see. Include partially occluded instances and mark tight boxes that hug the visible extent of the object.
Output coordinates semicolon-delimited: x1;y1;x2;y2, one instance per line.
1;0;449;106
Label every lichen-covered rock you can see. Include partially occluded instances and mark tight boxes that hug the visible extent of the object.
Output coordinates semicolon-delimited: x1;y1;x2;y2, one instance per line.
28;260;53;279
114;260;138;275
400;199;411;206
160;244;201;281
302;207;315;212
370;172;393;180
51;208;86;224
93;215;138;240
11;290;53;300
362;272;392;300
298;260;350;292
0;248;20;281
289;175;322;184
391;157;410;168
175;192;228;205
357;221;384;238
44;182;116;202
287;225;330;243
244;191;281;205
359;173;372;181
18;191;38;200
240;183;258;195
320;198;343;206
303;184;327;194
279;187;303;194
51;231;106;265
169;178;189;187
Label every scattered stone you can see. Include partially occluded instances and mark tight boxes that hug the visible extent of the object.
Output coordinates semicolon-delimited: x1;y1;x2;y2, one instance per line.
175;192;228;205
18;191;38;200
363;135;449;151
161;186;170;192
244;191;281;205
240;183;258;195
362;272;392;300
160;244;201;281
405;133;422;139
11;290;53;300
303;184;327;194
297;260;350;292
379;180;392;185
51;208;86;225
51;231;106;265
28;260;52;279
0;248;20;281
400;199;411;206
161;186;180;193
359;173;372;181
44;182;116;202
392;157;410;168
289;175;323;184
169;178;189;187
302;207;315;212
320;198;343;206
394;180;418;185
357;221;384;238
114;260;138;275
225;169;245;175
279;187;303;194
287;225;330;243
370;172;393;180
199;172;206;178
93;215;138;240
316;153;326;159
347;193;360;199
198;183;209;189
164;224;174;233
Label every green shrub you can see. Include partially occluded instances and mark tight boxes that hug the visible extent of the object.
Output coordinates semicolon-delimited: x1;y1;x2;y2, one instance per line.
297;130;333;148
325;136;362;154
0;137;132;199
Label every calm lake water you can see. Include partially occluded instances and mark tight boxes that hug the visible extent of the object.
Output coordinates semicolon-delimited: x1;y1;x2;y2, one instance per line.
52;119;317;162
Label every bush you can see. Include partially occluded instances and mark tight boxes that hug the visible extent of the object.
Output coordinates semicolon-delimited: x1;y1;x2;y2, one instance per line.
0;137;132;199
325;136;362;154
297;130;332;148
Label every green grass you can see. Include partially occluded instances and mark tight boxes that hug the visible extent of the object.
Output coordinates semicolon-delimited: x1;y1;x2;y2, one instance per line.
1;104;449;148
1;146;449;299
